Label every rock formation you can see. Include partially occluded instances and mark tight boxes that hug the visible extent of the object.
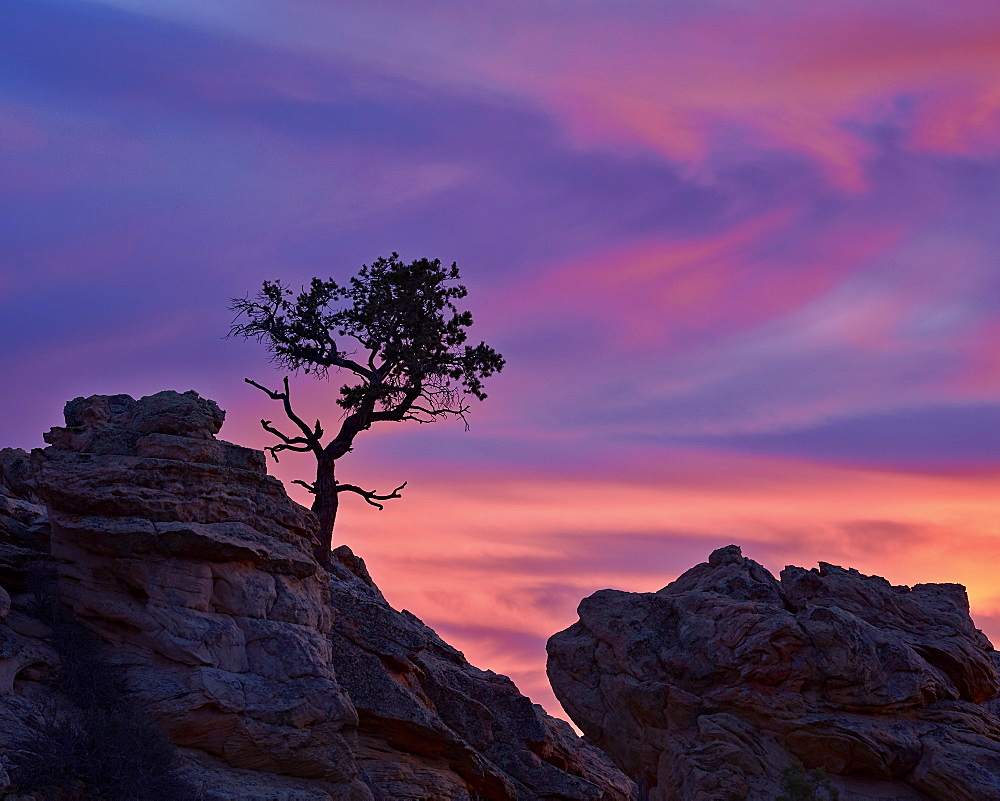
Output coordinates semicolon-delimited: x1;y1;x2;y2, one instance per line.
328;548;633;800
547;544;1000;801
0;391;636;800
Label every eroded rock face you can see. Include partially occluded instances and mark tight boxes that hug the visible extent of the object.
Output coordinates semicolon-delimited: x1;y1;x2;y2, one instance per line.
547;545;1000;801
548;546;1000;801
29;391;368;799
0;390;636;801
329;545;636;801
0;450;59;801
0;449;49;594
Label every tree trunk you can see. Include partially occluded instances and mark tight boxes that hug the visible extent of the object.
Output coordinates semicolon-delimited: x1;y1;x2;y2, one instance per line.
311;451;339;568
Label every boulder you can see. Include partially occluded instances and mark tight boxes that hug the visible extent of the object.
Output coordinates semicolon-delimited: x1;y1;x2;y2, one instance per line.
547;544;1000;801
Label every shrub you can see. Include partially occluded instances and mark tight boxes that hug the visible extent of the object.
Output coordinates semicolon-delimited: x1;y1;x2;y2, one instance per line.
777;761;841;801
10;569;200;799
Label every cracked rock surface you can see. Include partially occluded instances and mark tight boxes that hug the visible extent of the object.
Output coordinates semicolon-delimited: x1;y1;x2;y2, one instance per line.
0;391;636;800
547;544;1000;801
328;545;634;800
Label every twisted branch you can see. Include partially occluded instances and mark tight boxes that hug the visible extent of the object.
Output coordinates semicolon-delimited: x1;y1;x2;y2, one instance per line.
335;481;407;510
245;377;323;460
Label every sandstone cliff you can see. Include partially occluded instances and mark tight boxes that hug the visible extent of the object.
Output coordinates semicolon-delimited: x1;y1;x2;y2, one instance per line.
547;544;1000;801
0;391;636;801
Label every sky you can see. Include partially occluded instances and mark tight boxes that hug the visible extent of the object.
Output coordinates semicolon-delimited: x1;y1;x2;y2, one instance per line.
3;0;1000;718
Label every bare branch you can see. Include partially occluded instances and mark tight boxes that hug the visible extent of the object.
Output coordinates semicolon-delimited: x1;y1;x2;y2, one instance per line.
245;377;323;456
400;397;471;429
245;376;283;400
334;481;407;510
258;437;311;464
260;419;314;449
405;404;451;418
292;479;317;494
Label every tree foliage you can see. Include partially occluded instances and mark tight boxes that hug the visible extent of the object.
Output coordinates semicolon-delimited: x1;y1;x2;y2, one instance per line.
229;254;504;561
231;254;503;427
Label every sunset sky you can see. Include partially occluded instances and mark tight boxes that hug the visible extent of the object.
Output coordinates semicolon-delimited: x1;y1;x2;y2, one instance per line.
3;0;1000;717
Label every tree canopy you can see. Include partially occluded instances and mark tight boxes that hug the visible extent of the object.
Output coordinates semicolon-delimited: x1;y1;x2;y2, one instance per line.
230;253;504;564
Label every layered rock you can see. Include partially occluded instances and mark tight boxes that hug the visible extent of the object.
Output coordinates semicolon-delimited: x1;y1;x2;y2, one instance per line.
547;545;1000;801
0;390;636;800
0;449;58;796
25;391;367;799
0;448;49;592
328;546;635;800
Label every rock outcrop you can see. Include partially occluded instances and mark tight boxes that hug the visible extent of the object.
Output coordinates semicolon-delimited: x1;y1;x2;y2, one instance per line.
547;544;1000;801
0;391;636;800
328;547;634;801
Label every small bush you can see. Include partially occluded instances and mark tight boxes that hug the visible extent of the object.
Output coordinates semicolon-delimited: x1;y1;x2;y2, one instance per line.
12;702;189;800
10;569;199;799
777;761;841;801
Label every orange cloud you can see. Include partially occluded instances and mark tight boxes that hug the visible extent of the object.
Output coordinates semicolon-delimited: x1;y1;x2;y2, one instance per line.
246;447;1000;716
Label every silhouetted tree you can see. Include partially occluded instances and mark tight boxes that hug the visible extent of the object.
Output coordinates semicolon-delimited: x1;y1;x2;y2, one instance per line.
230;254;504;565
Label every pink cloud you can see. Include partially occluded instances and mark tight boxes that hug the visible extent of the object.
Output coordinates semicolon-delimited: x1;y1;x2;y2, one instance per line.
501;205;910;374
469;7;1000;187
950;319;1000;398
233;435;1000;714
85;2;1000;184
